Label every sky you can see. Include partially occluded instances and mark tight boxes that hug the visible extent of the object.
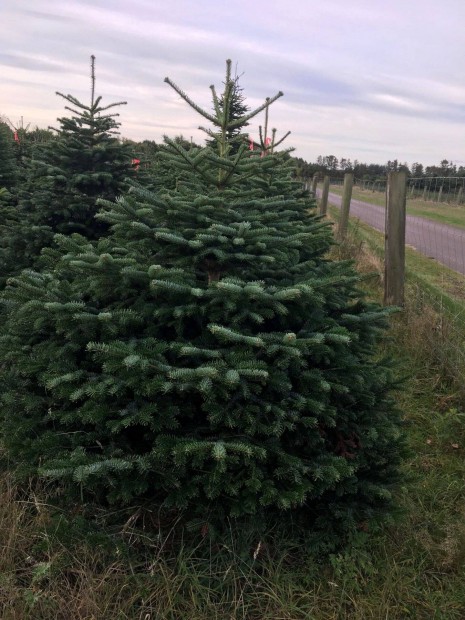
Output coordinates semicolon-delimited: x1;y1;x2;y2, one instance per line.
1;0;465;167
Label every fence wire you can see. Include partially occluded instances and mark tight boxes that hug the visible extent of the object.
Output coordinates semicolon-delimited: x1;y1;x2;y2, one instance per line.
320;177;465;390
408;176;465;204
328;175;465;202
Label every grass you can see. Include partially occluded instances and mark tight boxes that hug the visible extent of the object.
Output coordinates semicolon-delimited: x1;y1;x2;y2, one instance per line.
331;207;465;304
2;418;465;620
2;224;465;618
329;208;465;395
328;184;465;229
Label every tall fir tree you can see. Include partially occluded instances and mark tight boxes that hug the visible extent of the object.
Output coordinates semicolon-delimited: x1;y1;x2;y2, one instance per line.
0;61;404;547
1;56;135;279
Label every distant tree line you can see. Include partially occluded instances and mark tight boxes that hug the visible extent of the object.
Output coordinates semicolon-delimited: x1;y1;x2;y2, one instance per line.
292;154;465;182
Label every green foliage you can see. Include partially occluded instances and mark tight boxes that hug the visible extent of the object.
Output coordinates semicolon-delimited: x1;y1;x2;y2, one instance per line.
1;57;135;280
0;122;21;286
2;252;465;617
206;69;250;155
0;121;18;192
11;124;56;167
0;60;404;547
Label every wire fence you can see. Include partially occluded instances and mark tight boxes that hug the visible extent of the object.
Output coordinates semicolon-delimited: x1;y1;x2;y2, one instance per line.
319;176;465;393
323;177;465;276
329;175;465;203
408;176;465;204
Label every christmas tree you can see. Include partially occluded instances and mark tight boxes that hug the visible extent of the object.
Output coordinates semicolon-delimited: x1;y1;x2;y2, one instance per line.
13;124;56;168
3;56;135;278
0;61;403;546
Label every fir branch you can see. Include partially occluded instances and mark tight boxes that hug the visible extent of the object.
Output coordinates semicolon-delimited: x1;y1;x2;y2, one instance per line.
92;95;103;110
229;91;284;129
198;126;218;139
208;324;265;347
163;137;218;185
164;77;218;125
210;85;221;118
63;106;86;117
55;92;90;111
220;79;234;132
97;101;128;112
272;130;291;150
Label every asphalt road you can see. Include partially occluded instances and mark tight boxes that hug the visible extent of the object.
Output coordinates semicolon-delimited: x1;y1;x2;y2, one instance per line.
321;190;465;276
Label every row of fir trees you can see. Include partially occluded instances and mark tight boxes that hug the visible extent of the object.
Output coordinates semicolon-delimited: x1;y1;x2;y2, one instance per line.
0;56;135;283
0;58;404;549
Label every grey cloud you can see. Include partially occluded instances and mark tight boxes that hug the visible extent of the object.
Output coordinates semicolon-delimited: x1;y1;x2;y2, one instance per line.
0;53;73;74
19;8;72;23
2;0;465;165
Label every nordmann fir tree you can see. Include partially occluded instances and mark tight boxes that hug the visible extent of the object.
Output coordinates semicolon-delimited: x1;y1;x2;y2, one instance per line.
0;60;404;547
3;56;135;278
12;125;56;169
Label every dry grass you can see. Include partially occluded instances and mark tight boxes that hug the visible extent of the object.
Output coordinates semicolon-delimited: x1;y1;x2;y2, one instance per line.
331;209;465;401
1;446;465;620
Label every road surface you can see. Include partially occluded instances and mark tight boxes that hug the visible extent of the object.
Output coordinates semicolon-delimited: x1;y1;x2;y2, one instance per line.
320;190;465;276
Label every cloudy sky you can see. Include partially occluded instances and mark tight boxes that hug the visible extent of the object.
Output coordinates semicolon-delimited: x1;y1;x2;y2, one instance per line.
1;0;465;166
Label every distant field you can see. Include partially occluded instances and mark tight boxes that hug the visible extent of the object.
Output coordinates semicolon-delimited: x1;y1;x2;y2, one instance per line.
328;185;465;230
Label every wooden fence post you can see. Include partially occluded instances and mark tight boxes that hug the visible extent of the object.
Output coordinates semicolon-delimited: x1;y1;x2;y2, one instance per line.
457;186;463;205
319;175;330;216
311;173;319;196
337;173;353;240
384;171;407;306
